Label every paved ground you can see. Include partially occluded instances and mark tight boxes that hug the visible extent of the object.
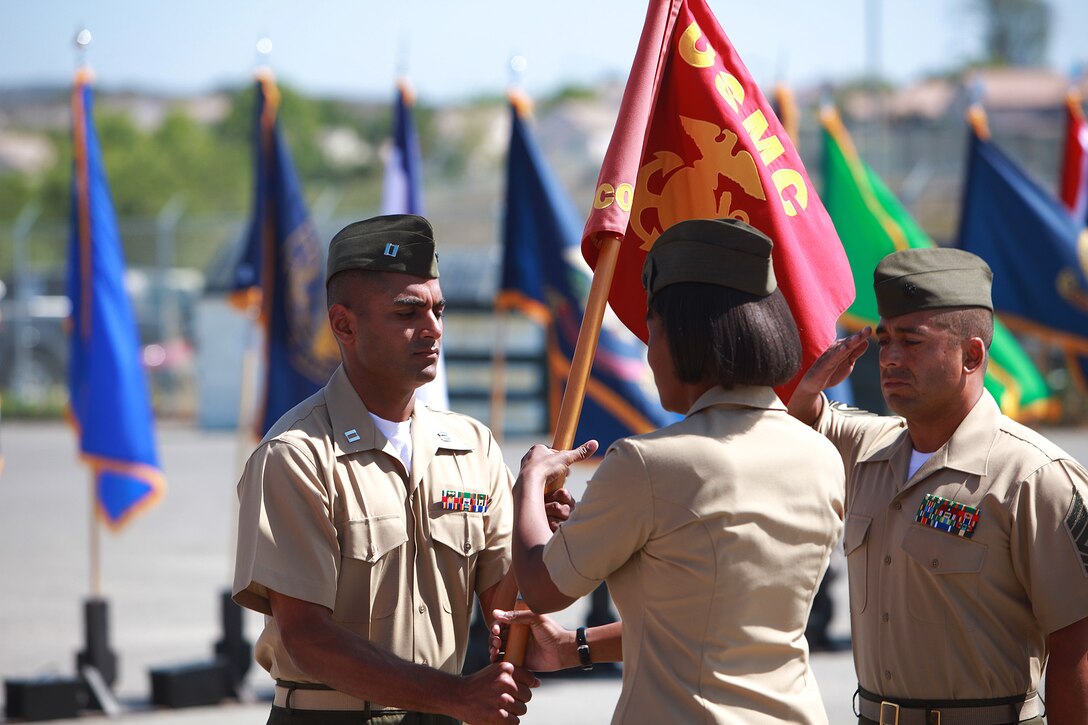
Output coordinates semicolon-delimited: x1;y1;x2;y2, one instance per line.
4;419;1083;722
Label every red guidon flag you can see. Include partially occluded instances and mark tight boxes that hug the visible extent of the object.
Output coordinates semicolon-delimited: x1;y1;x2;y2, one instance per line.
582;0;854;397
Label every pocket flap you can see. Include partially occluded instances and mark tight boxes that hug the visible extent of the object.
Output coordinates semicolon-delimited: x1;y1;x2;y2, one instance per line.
430;511;486;558
902;525;987;574
340;515;407;563
843;513;872;556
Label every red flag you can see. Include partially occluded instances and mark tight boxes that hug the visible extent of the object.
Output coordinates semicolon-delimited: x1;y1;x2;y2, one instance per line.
582;0;854;397
1058;90;1088;223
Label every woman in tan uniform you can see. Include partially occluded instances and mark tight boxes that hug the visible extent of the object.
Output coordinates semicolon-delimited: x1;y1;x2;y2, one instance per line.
503;218;846;724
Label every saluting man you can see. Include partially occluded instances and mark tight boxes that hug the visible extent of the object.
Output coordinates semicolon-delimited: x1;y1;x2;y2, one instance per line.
788;247;1088;724
233;214;541;725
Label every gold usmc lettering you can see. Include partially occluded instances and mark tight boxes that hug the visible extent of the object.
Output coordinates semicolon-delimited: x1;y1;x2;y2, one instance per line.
683;21;810;217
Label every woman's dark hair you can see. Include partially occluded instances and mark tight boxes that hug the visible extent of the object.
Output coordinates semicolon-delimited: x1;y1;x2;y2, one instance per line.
649;282;802;389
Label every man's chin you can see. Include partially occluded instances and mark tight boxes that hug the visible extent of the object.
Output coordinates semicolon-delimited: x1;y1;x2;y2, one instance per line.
415;365;438;385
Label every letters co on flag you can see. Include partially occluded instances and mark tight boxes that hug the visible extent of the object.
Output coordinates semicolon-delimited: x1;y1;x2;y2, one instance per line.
68;69;165;529
581;0;854;398
231;70;339;437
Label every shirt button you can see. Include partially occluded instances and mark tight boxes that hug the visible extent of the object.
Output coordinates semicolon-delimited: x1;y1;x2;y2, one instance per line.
881;612;889;622
893;502;902;511
418;604;426;614
930;559;940;569
463;541;472;553
883;555;892;565
884;670;892;680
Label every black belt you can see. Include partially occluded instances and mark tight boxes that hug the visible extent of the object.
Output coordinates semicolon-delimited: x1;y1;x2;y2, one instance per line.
856;686;1040;725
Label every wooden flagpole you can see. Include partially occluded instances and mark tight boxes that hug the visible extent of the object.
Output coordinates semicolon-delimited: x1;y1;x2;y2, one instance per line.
502;232;623;665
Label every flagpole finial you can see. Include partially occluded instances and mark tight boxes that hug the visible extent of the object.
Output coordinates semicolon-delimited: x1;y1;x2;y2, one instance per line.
508;55;528;90
256;36;273;59
74;27;92;67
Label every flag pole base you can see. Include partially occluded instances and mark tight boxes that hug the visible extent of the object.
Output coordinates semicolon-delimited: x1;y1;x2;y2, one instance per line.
74;597;118;710
212;589;252;697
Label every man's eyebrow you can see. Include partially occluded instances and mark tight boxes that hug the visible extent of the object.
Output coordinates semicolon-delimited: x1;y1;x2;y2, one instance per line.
391;295;445;308
876;323;923;336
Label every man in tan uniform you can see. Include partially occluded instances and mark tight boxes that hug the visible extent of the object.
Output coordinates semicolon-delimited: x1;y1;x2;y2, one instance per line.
789;247;1088;724
233;214;539;725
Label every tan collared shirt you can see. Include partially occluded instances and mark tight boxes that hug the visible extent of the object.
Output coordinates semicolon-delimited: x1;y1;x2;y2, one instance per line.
544;386;845;724
233;366;513;682
816;390;1088;699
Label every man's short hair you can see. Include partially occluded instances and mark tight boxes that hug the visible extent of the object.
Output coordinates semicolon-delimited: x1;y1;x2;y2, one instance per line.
649;283;801;389
927;306;995;349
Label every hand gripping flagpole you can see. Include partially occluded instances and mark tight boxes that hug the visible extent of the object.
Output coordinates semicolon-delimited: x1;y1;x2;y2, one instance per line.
501;232;623;665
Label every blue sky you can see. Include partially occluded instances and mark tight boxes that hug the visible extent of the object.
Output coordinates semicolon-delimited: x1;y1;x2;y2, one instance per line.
1;1;1086;101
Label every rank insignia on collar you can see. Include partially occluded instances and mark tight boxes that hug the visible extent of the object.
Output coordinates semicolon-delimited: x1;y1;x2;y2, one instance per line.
437;431;451;443
344;429;361;443
440;489;490;513
916;493;980;538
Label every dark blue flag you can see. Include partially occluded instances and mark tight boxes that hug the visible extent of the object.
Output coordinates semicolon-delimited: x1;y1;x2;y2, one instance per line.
956;112;1088;392
381;80;424;217
232;72;339;437
500;96;676;451
68;70;164;528
380;80;448;410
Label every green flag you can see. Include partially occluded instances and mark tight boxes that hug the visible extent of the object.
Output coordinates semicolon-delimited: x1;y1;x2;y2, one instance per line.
821;106;1056;421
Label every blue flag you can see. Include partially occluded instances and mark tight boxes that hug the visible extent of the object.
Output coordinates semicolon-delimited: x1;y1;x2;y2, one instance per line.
500;96;675;451
956;112;1088;392
380;80;449;410
232;72;339;436
67;71;164;528
381;80;425;217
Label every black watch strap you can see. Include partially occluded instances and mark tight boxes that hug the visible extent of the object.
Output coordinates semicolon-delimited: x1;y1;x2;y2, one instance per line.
576;626;593;671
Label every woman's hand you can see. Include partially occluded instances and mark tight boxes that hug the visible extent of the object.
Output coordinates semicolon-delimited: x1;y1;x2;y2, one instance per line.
517;440;599;494
490;608;575;673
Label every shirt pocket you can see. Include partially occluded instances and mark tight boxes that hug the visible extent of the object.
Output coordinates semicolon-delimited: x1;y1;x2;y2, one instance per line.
429;511;486;614
335;515;408;622
901;524;987;627
843;513;873;614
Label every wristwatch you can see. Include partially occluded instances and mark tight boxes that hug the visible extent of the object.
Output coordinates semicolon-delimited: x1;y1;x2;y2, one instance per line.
575;626;593;671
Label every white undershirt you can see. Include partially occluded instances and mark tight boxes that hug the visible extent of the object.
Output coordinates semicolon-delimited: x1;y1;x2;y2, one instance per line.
908;448;932;481
369;413;413;473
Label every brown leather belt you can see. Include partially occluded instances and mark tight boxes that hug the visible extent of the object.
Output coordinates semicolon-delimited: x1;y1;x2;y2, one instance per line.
273;683;396;713
857;688;1040;725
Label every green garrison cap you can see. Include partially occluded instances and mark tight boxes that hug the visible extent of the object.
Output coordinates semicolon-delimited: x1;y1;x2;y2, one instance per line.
642;218;776;300
874;247;993;318
326;214;440;284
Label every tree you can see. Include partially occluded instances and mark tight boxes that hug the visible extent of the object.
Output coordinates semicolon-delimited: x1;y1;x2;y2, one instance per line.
973;0;1051;67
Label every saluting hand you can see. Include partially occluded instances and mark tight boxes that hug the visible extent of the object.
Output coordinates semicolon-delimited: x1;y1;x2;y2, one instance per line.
788;327;871;425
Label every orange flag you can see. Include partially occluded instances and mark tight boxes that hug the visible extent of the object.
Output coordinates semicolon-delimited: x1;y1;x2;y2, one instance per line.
582;0;854;397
